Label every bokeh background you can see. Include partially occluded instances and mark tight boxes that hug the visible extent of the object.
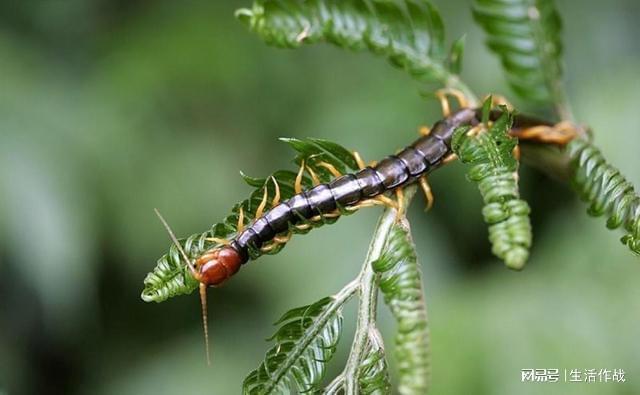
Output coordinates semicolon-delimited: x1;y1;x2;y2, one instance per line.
1;1;639;394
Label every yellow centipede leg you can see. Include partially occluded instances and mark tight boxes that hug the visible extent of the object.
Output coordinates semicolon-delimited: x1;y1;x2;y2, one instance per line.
261;243;276;253
435;88;471;117
236;206;245;233
395;188;405;220
435;89;452;117
255;185;269;219
447;88;470;109
353;151;366;170
466;124;485;137
294;223;312;231
295;160;305;194
270;176;281;207
513;145;521;162
306;165;321;186
513;122;579;145
375;194;399;210
442;153;458;164
419;176;434;211
322;211;341;219
345;199;384;212
419;125;431;136
553;121;581;143
273;232;292;244
317;161;343;178
205;237;231;245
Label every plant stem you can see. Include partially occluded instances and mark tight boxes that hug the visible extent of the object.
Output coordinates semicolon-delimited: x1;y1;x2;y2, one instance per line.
262;278;358;393
324;374;345;395
343;186;417;394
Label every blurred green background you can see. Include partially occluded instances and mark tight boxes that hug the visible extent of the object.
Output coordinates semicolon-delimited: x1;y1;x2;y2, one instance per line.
0;1;639;394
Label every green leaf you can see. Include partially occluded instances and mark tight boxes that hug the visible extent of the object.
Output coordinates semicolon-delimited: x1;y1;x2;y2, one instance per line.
568;138;640;255
481;96;492;125
141;138;359;303
358;329;392;395
448;35;466;75
372;220;431;395
452;111;533;270
243;294;351;394
473;0;564;104
236;0;451;84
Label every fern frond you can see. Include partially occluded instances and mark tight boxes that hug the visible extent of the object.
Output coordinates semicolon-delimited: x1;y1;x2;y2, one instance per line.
372;220;431;395
236;0;457;84
473;0;564;104
243;286;355;394
141;138;359;303
568;138;640;255
358;328;392;394
452;108;533;269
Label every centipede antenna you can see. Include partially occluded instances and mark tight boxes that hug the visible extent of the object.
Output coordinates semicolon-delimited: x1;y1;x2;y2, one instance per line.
199;283;212;366
154;208;197;275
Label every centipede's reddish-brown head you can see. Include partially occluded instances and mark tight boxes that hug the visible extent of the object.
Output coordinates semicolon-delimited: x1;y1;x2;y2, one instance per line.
194;246;243;287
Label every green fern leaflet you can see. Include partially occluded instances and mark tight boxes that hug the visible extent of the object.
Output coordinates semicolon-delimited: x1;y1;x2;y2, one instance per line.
473;0;564;104
236;0;467;84
243;293;351;394
452;107;533;270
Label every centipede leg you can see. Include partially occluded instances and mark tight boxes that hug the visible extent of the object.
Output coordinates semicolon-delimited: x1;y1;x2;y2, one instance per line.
236;206;245;233
419;125;431;136
294;222;312;231
419;176;435;211
345;198;387;212
352;151;377;169
255;184;269;219
466;124;485;137
273;231;292;244
205;237;231;245
512;121;580;144
317;161;343;178
395;188;405;220
353;151;366;170
435;88;471;117
260;230;293;253
513;144;521;162
442;153;458;164
270;176;281;207
375;194;399;210
435;89;452;117
295;160;305;194
306;165;321;186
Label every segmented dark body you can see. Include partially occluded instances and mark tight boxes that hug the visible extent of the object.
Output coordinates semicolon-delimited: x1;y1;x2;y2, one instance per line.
230;108;548;263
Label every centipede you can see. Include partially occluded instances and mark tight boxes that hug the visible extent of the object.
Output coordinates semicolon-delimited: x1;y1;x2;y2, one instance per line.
169;109;558;288
148;94;579;363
